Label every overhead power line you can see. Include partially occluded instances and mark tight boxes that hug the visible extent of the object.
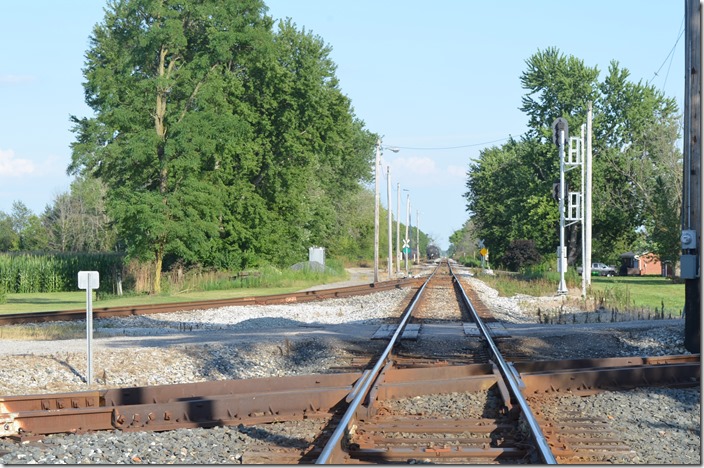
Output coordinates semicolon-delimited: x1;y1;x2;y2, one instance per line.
647;14;685;89
387;134;524;151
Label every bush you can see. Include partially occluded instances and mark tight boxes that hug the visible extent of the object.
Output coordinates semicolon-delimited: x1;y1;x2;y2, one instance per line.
503;239;542;271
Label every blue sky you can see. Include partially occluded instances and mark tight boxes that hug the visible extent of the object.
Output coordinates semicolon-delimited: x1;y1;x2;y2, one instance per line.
0;1;685;250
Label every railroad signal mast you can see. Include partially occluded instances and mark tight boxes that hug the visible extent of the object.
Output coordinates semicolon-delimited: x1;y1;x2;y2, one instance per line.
552;116;591;296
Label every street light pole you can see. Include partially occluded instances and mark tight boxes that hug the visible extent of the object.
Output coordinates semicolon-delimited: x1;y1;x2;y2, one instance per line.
373;140;399;283
416;209;420;263
374;139;381;283
387;165;392;280
396;182;401;275
405;192;410;276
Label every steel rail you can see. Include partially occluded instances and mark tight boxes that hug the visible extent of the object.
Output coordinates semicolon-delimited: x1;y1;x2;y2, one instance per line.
449;264;558;464
0;277;422;326
315;264;440;464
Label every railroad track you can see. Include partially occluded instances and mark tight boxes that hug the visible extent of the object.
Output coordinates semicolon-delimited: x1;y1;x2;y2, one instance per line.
0;260;699;464
0;277;423;326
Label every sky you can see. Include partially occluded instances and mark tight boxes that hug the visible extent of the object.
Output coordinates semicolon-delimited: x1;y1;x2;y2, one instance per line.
0;1;685;251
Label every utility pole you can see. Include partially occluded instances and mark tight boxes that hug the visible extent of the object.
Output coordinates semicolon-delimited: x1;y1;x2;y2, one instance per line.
387;165;392;280
416;210;420;263
396;183;401;275
405;193;410;276
683;0;701;353
374;139;380;283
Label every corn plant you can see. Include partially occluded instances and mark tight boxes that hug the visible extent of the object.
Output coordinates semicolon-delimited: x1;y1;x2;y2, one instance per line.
0;252;124;293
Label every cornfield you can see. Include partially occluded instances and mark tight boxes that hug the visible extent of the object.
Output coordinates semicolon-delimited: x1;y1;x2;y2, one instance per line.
0;252;124;294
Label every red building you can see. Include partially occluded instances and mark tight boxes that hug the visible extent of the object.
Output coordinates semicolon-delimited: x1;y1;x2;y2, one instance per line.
619;252;671;276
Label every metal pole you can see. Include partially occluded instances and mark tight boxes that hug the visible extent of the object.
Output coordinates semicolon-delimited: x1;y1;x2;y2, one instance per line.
86;277;93;384
387;165;392;280
558;128;568;295
416;209;420;263
396;183;401;275
581;123;586;298
374;139;380;283
405;194;410;276
585;102;593;284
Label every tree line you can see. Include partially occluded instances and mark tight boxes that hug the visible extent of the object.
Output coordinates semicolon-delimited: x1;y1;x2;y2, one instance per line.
454;47;682;271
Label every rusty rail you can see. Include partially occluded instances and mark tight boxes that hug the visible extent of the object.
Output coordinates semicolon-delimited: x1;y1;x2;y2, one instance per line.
0;373;362;438
1;356;696;440
315;264;441;463
448;262;558;464
0;277;423;326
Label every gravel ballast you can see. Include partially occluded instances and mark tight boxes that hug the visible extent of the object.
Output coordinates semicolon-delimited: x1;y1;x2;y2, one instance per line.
0;272;700;464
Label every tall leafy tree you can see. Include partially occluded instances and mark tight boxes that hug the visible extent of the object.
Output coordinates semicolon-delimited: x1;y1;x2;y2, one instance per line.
223;19;375;267
517;48;599;264
70;0;272;292
520;47;600;141
70;0;377;291
595;62;681;263
466;137;559;264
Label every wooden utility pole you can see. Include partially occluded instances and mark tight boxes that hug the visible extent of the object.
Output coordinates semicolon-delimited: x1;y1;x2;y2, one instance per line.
683;0;701;353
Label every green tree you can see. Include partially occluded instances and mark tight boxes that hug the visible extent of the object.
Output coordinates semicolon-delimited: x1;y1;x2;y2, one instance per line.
8;201;48;251
70;0;272;292
0;212;16;251
70;1;377;290
466;137;559;264
43;176;117;252
595;62;682;264
223;19;375;267
520;47;600;141
448;220;477;259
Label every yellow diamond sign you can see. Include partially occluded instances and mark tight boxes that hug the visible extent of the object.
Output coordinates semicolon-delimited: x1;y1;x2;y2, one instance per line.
480;248;488;257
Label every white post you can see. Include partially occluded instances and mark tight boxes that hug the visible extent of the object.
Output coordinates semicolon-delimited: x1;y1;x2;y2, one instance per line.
78;271;99;385
86;277;93;384
581;123;586;298
405;194;410;276
396;182;401;275
416;209;420;263
387;165;392;280
585;102;593;283
374;139;380;283
558;127;568;295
